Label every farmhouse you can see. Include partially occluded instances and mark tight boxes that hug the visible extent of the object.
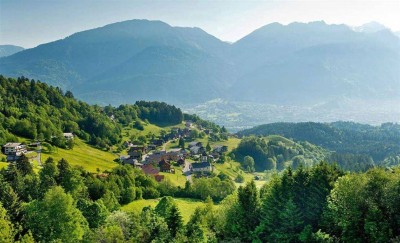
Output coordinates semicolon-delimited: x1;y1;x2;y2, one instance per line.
141;164;164;182
158;159;172;172
3;143;27;156
191;162;212;173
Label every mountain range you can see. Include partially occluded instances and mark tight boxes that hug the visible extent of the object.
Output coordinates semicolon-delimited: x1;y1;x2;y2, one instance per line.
0;45;24;58
0;19;399;110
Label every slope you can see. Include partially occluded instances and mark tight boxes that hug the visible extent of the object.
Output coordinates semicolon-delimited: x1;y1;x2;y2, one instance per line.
0;19;232;103
0;45;24;58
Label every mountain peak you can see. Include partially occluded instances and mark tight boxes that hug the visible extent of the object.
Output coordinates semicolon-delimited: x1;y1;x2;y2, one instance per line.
354;21;388;33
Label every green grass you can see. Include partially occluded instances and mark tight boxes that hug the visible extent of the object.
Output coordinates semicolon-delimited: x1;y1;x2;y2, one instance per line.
121;198;211;223
122;122;185;141
160;166;187;187
210;137;241;152
265;135;295;146
41;138;118;173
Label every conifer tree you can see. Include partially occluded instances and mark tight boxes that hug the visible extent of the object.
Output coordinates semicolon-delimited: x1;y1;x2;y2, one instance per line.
166;204;183;238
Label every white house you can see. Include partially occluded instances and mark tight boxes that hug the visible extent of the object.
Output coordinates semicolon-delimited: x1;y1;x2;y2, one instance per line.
63;133;74;140
3;143;27;156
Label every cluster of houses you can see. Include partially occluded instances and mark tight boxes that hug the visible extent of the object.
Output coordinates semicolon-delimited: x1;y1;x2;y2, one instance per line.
119;136;229;182
188;141;228;160
120;145;187;169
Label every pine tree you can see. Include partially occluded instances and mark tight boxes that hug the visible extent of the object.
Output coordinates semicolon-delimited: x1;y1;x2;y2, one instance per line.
277;199;304;242
235;180;260;241
155;196;175;218
166;204;183;238
15;155;33;176
186;207;207;243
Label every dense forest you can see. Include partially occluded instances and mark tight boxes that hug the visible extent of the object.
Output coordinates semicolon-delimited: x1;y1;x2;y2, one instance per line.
1;157;399;242
0;76;185;149
232;136;328;171
238;122;400;170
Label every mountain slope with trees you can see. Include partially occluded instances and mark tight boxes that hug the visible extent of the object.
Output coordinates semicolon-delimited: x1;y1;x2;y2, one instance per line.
238;121;400;170
0;75;184;149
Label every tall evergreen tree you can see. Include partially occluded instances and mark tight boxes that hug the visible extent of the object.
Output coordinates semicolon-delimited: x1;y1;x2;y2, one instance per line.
15;155;33;177
166;204;183;238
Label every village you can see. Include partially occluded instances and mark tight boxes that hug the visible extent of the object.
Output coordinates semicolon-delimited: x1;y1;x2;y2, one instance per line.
118;120;229;182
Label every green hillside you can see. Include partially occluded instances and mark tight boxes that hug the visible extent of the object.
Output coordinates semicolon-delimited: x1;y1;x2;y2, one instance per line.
232;135;328;171
238;122;400;171
41;138;118;173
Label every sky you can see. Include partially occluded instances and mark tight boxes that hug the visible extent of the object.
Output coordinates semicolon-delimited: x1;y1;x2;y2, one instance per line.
1;0;399;48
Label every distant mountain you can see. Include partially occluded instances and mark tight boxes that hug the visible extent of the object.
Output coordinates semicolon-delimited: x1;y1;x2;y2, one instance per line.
0;20;399;108
229;21;400;105
354;21;388;33
0;45;24;57
0;20;232;104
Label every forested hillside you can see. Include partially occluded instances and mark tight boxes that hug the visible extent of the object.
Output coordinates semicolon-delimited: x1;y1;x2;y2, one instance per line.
238;121;400;170
0;76;184;148
232;136;328;171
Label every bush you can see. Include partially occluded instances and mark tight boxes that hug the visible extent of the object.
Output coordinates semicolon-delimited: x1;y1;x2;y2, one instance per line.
235;174;245;183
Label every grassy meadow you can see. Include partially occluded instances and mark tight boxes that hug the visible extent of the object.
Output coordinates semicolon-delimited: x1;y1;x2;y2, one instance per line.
41;138;118;173
121;197;215;223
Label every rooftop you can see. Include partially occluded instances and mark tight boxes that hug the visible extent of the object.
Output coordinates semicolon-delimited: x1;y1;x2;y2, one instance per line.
191;162;211;169
4;142;22;147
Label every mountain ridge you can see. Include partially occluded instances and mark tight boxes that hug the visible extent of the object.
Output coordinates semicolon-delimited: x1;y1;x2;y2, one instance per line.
0;45;24;58
0;19;399;109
